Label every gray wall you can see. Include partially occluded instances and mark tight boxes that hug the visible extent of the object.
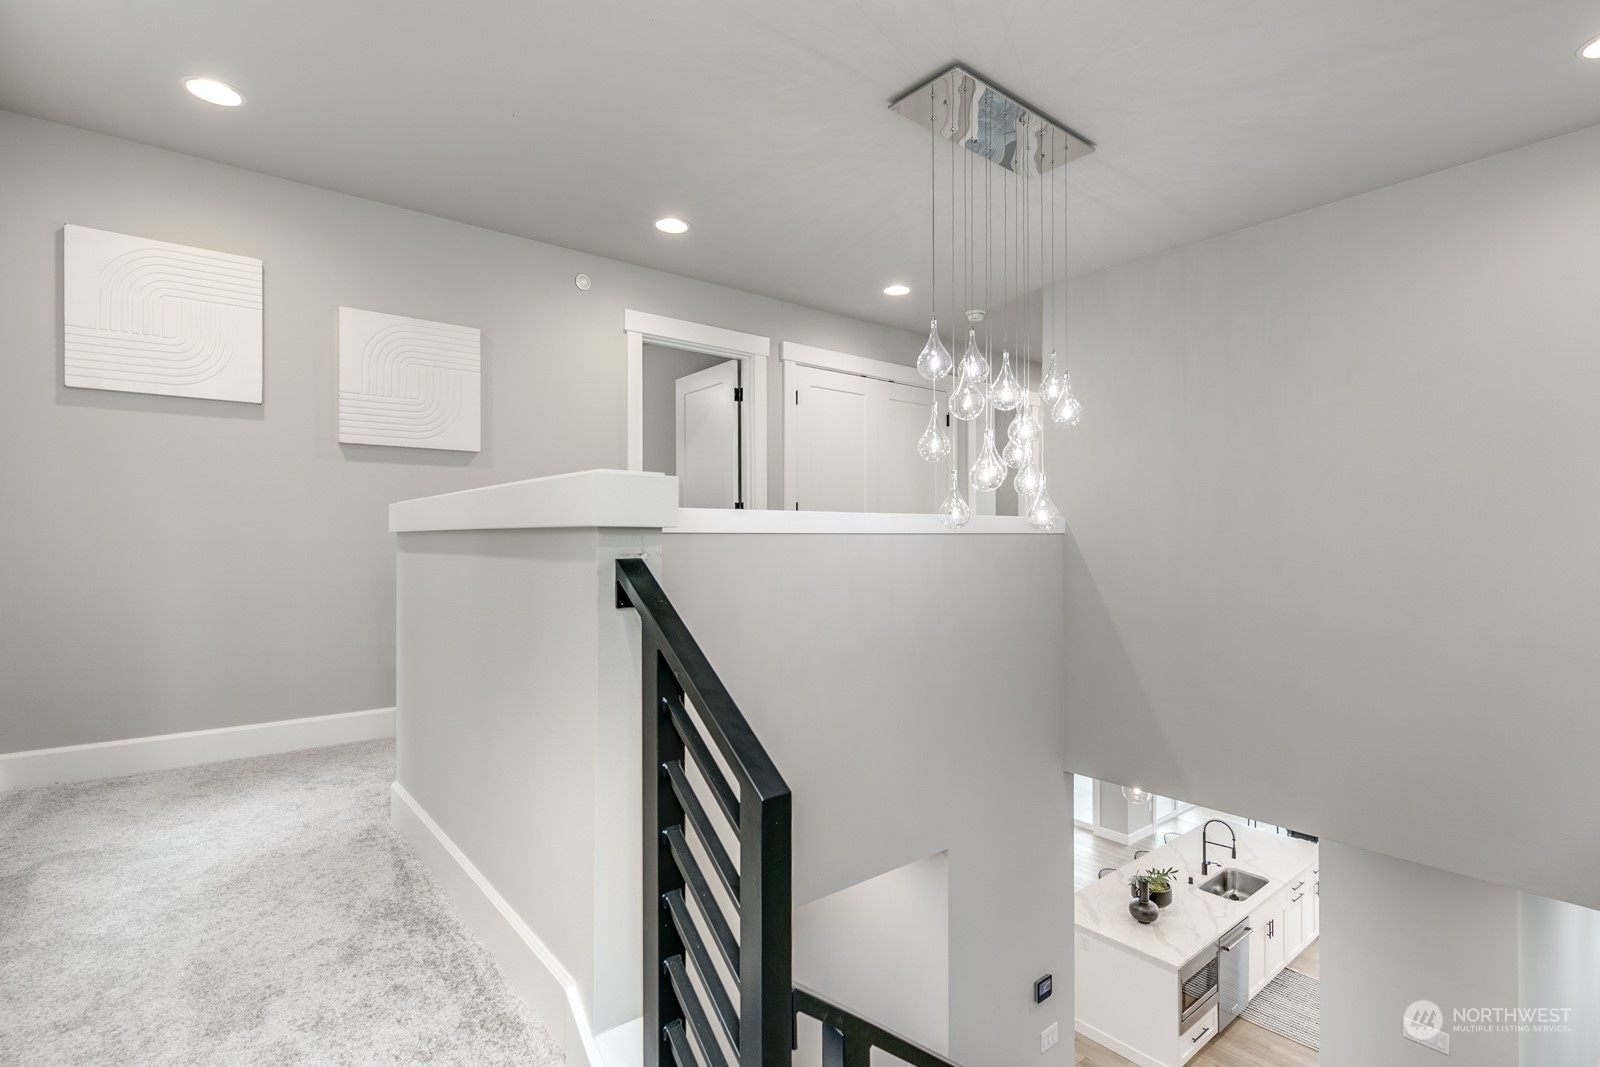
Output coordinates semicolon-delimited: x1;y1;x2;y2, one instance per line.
640;343;727;477
1320;842;1519;1067
1053;118;1600;909
793;852;950;1062
659;530;1072;1067
0;110;914;753
1519;891;1600;1066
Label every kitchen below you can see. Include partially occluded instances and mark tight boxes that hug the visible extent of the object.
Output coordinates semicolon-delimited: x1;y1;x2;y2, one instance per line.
1072;783;1318;1067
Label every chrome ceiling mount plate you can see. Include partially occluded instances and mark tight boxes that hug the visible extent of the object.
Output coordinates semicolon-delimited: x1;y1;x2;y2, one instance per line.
890;64;1094;175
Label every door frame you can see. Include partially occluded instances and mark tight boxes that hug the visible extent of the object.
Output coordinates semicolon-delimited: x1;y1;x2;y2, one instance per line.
625;310;770;510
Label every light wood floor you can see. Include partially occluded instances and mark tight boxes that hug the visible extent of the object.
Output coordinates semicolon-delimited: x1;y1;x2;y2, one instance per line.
1073;816;1321;1066
1073;805;1238;892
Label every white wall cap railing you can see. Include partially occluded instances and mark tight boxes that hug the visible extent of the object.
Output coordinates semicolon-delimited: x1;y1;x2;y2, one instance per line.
390;469;679;532
391;469;1063;535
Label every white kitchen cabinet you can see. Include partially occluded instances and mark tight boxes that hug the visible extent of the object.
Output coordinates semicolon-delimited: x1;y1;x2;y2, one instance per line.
1311;868;1320;940
1181;1004;1218;1062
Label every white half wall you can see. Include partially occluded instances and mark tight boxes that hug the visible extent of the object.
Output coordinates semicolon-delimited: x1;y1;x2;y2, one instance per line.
659;529;1072;1067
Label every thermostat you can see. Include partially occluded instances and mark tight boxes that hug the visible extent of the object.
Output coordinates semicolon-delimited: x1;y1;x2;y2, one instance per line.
1034;974;1053;1003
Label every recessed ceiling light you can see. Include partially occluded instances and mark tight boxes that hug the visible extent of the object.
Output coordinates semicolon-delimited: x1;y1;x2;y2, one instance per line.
883;284;911;296
1582;34;1600;60
183;77;244;107
654;217;690;234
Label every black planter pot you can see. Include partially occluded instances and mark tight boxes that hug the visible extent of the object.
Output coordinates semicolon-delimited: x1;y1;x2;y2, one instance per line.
1150;888;1173;909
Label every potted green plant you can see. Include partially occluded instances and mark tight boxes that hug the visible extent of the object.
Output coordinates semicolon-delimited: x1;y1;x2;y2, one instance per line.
1145;867;1178;908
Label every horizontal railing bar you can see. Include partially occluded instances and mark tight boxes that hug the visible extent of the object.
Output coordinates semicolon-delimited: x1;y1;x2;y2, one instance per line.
617;558;790;804
666;890;741;1057
667;695;741;827
663;1019;699;1067
665;824;742;953
666;954;731;1067
792;986;962;1067
665;760;740;901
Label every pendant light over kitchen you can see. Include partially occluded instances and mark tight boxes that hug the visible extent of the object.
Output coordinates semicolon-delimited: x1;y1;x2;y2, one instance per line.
893;66;1091;529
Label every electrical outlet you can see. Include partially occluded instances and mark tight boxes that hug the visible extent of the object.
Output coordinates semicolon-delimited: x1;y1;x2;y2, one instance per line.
1040;1022;1059;1053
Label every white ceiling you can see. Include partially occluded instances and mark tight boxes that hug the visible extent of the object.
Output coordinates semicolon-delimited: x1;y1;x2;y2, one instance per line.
2;0;1597;333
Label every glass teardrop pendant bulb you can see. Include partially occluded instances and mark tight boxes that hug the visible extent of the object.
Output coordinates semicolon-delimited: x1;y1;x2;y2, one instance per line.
957;329;989;382
1000;433;1031;470
1007;410;1041;444
970;428;1006;492
989;351;1023;411
1026;475;1062;531
937;470;971;529
1040;351;1066;403
1014;462;1044;504
1050;373;1082;426
949;373;986;422
915;401;952;461
916;319;954;381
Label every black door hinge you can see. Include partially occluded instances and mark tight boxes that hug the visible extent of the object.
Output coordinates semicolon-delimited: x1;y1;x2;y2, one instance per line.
733;387;743;402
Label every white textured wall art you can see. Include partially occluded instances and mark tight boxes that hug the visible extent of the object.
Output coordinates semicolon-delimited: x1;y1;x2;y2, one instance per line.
63;224;263;402
338;308;481;452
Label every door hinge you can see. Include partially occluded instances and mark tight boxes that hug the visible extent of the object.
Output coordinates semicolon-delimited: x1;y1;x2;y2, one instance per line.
794;390;799;404
734;501;744;509
946;413;951;426
733;387;743;403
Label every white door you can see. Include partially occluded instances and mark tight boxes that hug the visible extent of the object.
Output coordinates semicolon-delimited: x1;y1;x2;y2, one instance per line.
785;363;945;513
675;361;740;509
786;363;870;512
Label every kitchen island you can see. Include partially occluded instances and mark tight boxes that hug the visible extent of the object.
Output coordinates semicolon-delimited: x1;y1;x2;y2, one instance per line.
1074;821;1318;1067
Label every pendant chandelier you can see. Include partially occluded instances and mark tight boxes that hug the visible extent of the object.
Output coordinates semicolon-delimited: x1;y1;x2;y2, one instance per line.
893;66;1093;530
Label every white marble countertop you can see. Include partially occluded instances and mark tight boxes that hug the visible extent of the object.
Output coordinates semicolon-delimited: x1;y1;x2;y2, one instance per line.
1074;820;1318;970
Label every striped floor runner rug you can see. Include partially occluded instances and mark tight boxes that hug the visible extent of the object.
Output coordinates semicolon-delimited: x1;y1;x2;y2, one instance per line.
1240;967;1319;1050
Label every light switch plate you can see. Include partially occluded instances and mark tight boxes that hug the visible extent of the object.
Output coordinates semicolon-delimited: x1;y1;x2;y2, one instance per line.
1041;1022;1059;1053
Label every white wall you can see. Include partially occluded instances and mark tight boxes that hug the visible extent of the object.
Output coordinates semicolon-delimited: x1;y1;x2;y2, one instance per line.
794;852;950;1061
0;110;914;753
1053;118;1600;909
659;529;1072;1067
1519;892;1600;1066
1320;842;1519;1067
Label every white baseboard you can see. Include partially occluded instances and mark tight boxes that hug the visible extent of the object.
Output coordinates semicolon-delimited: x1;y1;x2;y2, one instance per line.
390;781;641;1067
1074;1020;1161;1067
0;707;396;791
1093;826;1133;846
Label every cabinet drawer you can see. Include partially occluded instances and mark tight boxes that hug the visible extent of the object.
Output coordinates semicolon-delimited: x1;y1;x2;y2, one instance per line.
1181;1004;1219;1062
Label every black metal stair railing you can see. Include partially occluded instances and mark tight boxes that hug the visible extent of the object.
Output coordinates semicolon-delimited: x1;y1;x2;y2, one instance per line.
792;987;964;1067
616;557;792;1067
617;557;967;1067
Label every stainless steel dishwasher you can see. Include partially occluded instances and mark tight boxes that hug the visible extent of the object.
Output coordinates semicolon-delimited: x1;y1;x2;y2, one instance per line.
1217;918;1252;1030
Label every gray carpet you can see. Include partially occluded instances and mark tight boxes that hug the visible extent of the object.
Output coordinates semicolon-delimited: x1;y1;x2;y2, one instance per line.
1240;965;1319;1050
0;740;566;1067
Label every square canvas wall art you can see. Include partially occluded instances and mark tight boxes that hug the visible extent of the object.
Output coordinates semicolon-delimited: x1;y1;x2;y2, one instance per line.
62;224;264;403
337;307;481;452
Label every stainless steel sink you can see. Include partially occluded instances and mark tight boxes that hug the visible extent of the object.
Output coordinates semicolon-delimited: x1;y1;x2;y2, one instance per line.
1198;869;1269;902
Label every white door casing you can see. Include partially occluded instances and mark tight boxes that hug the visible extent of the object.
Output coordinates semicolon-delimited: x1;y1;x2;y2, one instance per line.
625;310;769;508
674;361;741;509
